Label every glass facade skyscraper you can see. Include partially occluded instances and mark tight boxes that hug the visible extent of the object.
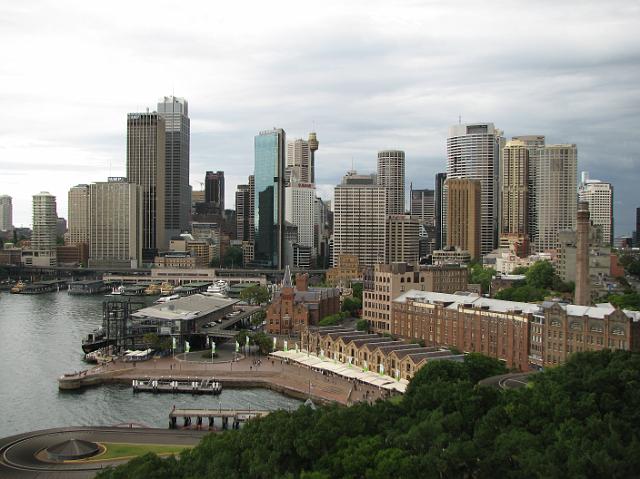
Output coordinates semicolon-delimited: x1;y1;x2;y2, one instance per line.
254;128;286;268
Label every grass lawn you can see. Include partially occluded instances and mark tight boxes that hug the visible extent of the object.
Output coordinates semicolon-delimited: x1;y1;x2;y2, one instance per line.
95;442;192;461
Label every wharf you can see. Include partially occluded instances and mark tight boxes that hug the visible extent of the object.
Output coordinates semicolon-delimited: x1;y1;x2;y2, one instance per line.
68;279;108;295
132;377;222;394
16;280;68;294
169;408;270;430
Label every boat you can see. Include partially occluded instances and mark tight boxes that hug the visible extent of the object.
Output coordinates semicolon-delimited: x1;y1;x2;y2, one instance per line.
107;286;124;296
10;281;26;294
81;328;115;354
206;280;229;296
144;283;162;295
155;294;180;304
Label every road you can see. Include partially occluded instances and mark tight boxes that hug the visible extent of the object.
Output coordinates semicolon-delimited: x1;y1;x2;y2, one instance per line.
478;371;538;390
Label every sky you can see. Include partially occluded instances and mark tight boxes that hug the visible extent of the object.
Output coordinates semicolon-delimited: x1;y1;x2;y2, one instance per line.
1;0;639;235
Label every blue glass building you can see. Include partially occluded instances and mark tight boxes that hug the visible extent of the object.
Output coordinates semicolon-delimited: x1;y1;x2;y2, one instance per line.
254;129;286;268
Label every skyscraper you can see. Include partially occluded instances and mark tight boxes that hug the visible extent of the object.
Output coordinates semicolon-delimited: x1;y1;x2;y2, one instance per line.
410;187;435;224
157;96;190;237
32;192;57;266
0;195;12;231
578;174;613;246
499;140;529;253
446;178;481;260
385;215;420;264
377;150;405;215
532;144;577;252
68;184;90;245
447;123;503;256
205;170;225;212
333;170;386;267
88;178;142;268
285;182;316;255
434;172;447;250
254;128;286;268
235;183;251;242
126;112;166;262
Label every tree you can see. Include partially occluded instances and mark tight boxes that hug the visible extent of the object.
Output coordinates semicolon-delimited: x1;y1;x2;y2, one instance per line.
341;297;362;317
222;246;243;268
356;319;369;331
525;260;555;289
240;285;271;305
511;266;530;275
468;262;495;294
351;282;363;301
319;312;347;326
251;309;266;326
494;285;546;302
252;332;273;355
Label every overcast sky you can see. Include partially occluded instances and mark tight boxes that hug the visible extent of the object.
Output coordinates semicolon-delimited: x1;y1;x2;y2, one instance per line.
1;0;638;235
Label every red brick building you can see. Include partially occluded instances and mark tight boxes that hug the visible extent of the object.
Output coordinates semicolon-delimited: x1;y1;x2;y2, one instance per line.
267;267;340;336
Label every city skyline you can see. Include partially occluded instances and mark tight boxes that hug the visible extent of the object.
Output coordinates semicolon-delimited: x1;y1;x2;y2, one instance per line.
1;1;638;236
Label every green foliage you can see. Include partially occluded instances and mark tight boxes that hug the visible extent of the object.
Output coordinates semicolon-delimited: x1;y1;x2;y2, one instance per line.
239;285;271;305
495;285;547;302
355;319;369;332
142;333;171;351
251;309;266;326
97;351;640;479
351;282;363;301
341;297;362;316
603;292;640;310
525;260;555;289
468;262;495;294
235;330;273;354
511;265;530;275
222;246;243;268
318;312;347;326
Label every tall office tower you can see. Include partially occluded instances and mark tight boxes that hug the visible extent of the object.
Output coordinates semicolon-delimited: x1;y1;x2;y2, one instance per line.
447;123;504;256
126;111;166;262
377;150;405;215
314;196;333;268
410;187;435;224
0;195;12;231
385;215;420;264
308;132;319;184
248;174;255;242
333;170;387;267
286;138;310;184
575;201;591;306
636;207;640;247
254;128;286;268
157;96;190;237
532;144;578;252
578;175;614;246
446;178;481;260
285;182;316;256
67;184;90;245
499;140;529;253
235;183;251;241
32;191;58;266
204;170;225;211
434;172;447;249
512;135;545;249
88;178;142;268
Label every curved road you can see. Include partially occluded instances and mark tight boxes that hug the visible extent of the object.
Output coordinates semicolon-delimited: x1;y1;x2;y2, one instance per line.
478;371;538;390
0;426;207;478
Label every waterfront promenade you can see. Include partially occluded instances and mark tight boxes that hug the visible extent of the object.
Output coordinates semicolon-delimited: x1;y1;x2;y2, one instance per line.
60;353;389;406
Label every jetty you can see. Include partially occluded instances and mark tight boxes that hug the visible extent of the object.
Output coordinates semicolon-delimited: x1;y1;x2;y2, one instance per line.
13;280;68;294
132;377;222;395
169;408;270;430
68;279;108;295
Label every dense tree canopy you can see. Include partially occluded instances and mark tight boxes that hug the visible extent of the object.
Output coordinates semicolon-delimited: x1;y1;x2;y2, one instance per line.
98;350;640;479
495;261;574;302
468;262;495;293
239;285;271;305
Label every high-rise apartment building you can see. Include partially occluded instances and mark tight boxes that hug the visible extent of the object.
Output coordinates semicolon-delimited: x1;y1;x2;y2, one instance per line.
235;183;251;242
410;187;435;225
447;123;503;256
499;140;529;252
377;150;405;215
126;112;166;262
248;174;255;243
385;215;420;264
32;192;58;266
578;175;613;246
68;184;90;245
333;170;386;267
88;178;142;268
286;134;318;185
446;178;481;260
0;195;12;231
532;144;577;252
434;172;447;249
254;128;286;268
157;96;190;237
285;182;316;255
205;170;225;212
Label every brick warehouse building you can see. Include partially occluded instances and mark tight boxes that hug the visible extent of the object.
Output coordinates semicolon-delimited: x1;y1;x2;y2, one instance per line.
392;290;640;371
267;266;340;336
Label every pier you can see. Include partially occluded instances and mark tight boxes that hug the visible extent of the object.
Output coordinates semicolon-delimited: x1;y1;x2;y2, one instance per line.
169;408;270;430
11;279;68;294
132;377;222;395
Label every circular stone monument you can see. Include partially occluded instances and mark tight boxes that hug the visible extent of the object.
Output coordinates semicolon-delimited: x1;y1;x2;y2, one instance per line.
45;438;101;461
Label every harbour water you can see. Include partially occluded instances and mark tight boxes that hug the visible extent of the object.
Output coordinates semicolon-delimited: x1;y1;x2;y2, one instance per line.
0;291;300;438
